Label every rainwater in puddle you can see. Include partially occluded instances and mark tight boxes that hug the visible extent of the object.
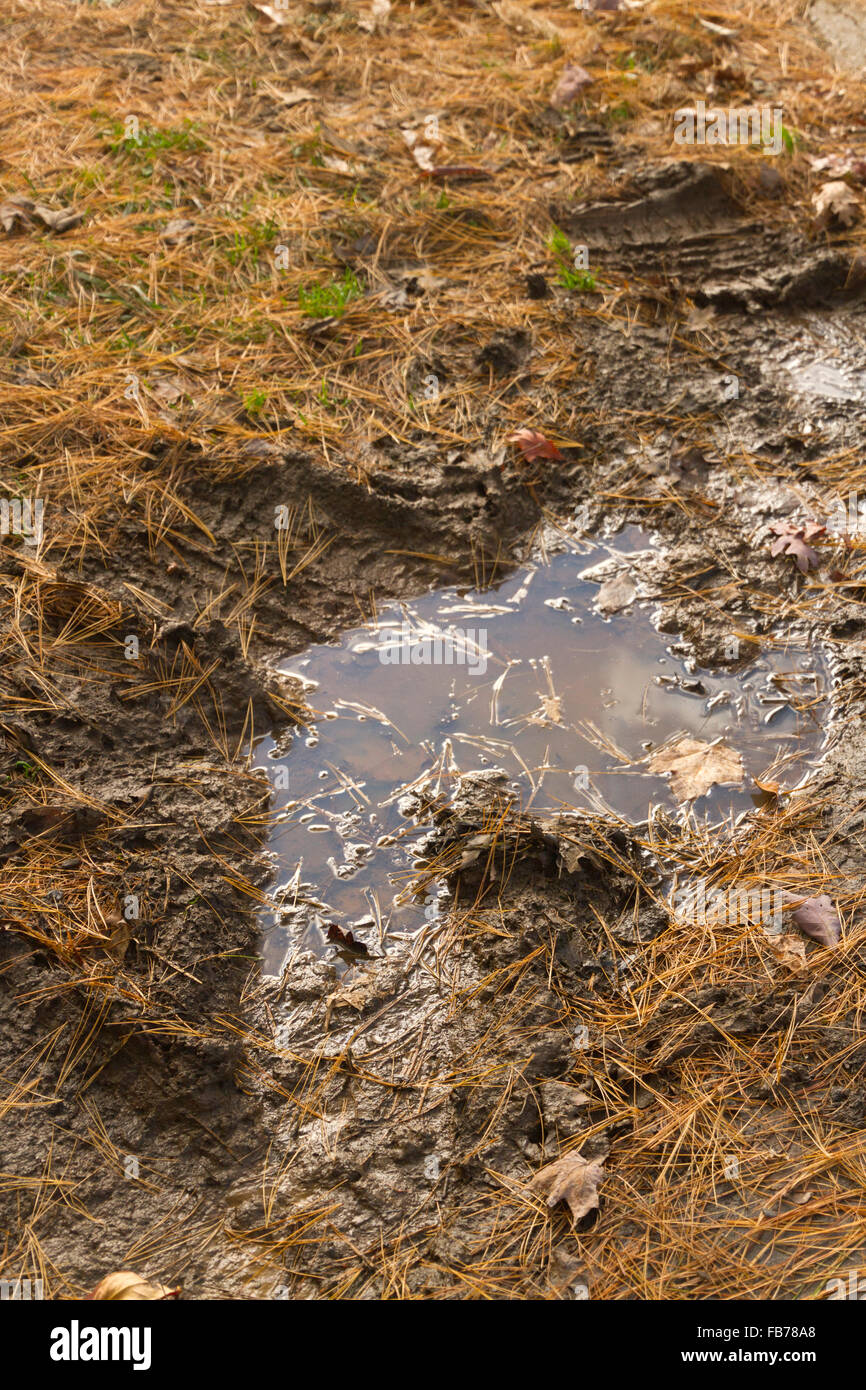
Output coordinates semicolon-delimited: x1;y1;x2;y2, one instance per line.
778;314;866;403
258;528;828;973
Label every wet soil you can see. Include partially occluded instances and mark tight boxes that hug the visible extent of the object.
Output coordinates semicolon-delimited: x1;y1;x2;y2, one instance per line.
258;527;828;974
4;77;866;1300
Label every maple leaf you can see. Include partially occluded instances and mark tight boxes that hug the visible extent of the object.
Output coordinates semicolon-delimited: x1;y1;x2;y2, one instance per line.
769;520;826;574
649;736;744;803
507;428;564;463
782;892;842;948
530;1153;605;1225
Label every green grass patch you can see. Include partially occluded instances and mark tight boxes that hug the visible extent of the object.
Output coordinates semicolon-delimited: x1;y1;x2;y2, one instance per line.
105;118;208;157
298;268;363;318
548;226;599;292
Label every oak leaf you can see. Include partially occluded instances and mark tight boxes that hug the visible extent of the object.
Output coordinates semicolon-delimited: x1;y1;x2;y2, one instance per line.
769;520;825;574
326;922;370;957
813;180;861;229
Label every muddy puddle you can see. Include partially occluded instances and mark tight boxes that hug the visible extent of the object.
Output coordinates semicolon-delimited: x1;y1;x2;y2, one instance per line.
776;312;866;403
257;529;829;972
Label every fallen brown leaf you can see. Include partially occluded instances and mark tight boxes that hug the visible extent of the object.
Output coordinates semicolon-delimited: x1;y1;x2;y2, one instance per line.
90;1271;180;1301
783;892;842;948
148;373;187;405
530;1153;605;1225
813;180;861;229
0;200;32;235
0;196;84;235
649;737;744;802
764;931;809;972
326;922;370;957
100;909;133;962
36;205;84;232
507;428;565;463
596;570;637;615
769;520;826;574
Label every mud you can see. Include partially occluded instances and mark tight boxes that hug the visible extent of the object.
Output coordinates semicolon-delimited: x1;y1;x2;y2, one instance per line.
258;527;828;975
4;49;866;1302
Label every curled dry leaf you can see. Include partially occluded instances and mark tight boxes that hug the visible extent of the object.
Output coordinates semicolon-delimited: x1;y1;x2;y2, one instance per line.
649;736;744;803
90;1271;180;1301
161;218;196;246
265;86;317;108
0;196;84;235
550;65;593;109
32;204;85;233
100;909;132;962
326;922;370;957
358;0;391;32
149;373;187;405
402;128;439;174
808;153;866;184
769;520;825;574
783;892;842;948
813;180;861;230
249;3;291;23
763;930;809;972
324;970;383;1027
507;429;565;463
530;1153;605;1225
